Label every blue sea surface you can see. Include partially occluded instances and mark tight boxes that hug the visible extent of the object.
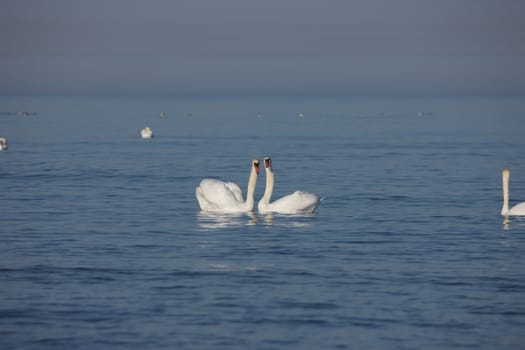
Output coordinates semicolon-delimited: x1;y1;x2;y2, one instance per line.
1;96;525;349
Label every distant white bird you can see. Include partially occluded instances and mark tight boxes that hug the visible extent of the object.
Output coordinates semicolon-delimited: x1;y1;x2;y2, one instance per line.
0;137;7;151
196;159;260;213
141;127;153;139
258;157;321;214
501;169;525;216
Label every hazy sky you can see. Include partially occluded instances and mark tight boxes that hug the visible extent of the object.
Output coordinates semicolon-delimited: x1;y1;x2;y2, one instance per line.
2;0;524;97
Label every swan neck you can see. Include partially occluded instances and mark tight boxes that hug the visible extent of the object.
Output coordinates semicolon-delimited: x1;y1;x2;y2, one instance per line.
245;167;258;209
261;166;274;204
502;169;510;215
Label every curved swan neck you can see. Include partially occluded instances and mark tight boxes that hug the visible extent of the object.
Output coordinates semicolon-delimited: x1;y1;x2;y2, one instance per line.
260;165;274;204
244;166;258;209
502;169;510;215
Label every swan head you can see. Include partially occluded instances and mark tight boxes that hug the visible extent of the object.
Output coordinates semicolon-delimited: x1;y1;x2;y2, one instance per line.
264;157;272;169
252;159;260;175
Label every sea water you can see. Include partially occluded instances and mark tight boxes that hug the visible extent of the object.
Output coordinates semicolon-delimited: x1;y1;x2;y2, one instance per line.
1;96;525;349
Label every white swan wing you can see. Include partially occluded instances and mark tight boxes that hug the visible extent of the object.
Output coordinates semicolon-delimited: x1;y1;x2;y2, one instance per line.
268;191;320;214
224;181;244;202
507;202;525;216
196;179;244;212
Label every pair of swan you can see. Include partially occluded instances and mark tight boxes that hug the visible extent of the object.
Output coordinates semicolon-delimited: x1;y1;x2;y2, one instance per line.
196;157;321;214
501;169;525;216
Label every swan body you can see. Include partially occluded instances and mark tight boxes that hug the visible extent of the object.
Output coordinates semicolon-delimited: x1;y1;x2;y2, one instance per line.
501;169;525;216
0;137;7;151
196;159;260;213
141;127;153;139
258;157;321;214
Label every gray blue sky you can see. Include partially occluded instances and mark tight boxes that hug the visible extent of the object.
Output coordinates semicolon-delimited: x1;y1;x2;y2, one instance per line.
2;0;524;97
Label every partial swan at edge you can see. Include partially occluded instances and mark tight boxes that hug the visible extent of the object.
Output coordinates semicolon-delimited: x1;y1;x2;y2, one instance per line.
258;157;321;214
0;137;7;151
501;168;525;216
196;159;260;213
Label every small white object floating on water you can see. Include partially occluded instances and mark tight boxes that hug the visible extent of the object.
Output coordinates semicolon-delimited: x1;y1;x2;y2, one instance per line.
0;137;7;151
141;127;153;139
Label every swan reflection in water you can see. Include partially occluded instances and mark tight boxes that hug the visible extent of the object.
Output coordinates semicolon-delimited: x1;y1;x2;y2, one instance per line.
197;212;258;230
263;213;310;227
197;212;314;230
502;216;525;230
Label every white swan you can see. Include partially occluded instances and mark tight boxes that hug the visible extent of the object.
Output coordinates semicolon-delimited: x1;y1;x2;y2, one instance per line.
0;137;7;151
258;157;321;214
501;168;525;216
141;127;153;139
196;159;260;213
